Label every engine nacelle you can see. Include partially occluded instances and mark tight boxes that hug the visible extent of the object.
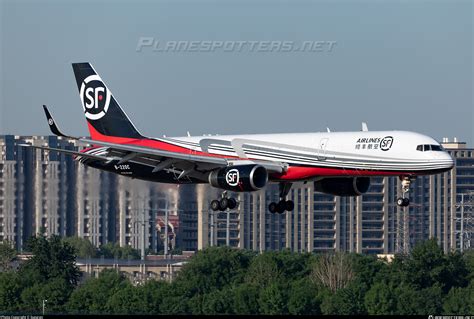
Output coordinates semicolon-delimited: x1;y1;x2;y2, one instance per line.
314;177;371;196
208;165;268;192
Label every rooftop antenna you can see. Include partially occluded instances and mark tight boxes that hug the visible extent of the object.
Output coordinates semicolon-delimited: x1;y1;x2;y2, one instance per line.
326;127;331;133
187;131;191;137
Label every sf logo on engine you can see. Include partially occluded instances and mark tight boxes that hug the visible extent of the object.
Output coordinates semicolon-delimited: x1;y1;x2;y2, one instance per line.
380;136;394;151
225;169;239;187
80;75;111;120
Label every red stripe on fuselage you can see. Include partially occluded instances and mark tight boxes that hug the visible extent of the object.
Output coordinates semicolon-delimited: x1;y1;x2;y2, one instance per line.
274;166;413;180
86;123;240;159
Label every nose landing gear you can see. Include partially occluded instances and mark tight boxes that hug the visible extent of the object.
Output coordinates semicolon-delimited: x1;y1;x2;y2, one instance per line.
269;182;295;214
396;177;413;207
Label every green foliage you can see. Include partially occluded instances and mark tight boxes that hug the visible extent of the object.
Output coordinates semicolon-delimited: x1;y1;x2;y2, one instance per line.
233;283;260;314
245;252;283;288
173;246;254;296
105;284;145;314
365;281;397;315
287;279;322;315
138;280;171;314
258;282;288;315
201;287;235;315
98;242;141;260
0;272;22;313
403;238;468;293
351;254;385;287
66;269;128;314
63;237;97;258
396;283;444;315
0;241;16;271
162;296;191;314
320;281;368;315
464;250;474;282
20;235;80;287
4;239;474;315
443;282;474;314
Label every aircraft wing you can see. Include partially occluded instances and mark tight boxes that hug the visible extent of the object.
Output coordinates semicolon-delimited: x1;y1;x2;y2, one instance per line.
36;105;286;175
18;143;112;161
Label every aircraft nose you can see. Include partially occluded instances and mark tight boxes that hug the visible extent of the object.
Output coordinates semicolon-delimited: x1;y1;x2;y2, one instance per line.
446;153;455;169
441;152;455;170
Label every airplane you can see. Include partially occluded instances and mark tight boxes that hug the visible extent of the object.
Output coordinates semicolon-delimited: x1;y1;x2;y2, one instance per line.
21;62;454;214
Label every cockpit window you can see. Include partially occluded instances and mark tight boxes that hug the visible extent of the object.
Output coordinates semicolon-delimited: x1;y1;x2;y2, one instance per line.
416;144;444;152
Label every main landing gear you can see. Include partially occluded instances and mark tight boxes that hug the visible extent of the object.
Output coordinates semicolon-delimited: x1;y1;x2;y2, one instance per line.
269;182;295;214
396;176;414;207
210;191;238;211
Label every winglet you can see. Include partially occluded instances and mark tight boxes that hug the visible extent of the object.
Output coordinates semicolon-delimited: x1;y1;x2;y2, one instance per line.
43;105;68;137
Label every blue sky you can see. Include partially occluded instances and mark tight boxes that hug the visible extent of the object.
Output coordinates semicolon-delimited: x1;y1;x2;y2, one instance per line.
1;0;472;144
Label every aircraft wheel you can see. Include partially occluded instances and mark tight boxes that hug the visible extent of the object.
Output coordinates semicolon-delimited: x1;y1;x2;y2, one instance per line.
396;198;404;207
228;197;237;210
219;198;229;211
269;202;277;214
285;200;295;211
211;200;220;211
403;198;410;207
276;201;286;214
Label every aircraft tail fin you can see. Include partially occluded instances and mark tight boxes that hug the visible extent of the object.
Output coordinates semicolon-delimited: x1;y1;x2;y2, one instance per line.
72;62;144;142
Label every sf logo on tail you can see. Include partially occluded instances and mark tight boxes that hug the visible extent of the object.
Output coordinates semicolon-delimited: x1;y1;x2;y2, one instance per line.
80;75;111;120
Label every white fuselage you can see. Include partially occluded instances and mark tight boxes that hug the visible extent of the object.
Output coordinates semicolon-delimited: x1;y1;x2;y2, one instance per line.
156;130;454;179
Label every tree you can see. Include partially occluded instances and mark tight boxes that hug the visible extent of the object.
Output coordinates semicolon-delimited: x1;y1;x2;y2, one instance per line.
404;239;468;293
258;282;288;315
138;280;171;314
105;284;144;314
20;235;80;288
233;283;260;315
351;253;385;288
364;281;397;315
0;241;16;271
172;247;254;296
0;271;22;313
287;279;321;315
159;294;190;315
320;281;367;315
272;250;314;281
443;284;474;314
20;283;44;313
245;252;283;288
310;252;354;293
66;269;129;314
395;283;443;315
63;237;97;258
201;287;235;314
464;250;474;282
98;242;141;260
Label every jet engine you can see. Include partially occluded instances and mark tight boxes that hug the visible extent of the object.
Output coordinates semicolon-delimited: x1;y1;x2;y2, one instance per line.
208;165;268;192
314;177;371;196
